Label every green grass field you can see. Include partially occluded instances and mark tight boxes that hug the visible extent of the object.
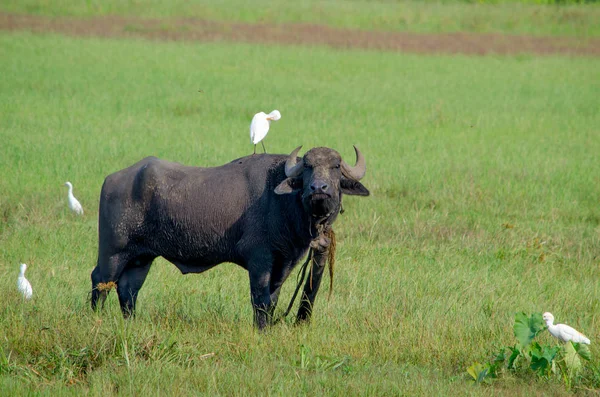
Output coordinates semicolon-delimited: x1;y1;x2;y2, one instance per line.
2;0;600;38
1;5;600;394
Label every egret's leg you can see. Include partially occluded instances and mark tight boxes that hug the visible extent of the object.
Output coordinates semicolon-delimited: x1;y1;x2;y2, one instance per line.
253;144;257;155
261;141;267;153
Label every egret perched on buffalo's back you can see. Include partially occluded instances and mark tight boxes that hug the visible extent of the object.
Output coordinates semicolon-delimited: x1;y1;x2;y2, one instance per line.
64;181;84;215
17;263;33;300
250;110;281;154
543;312;590;345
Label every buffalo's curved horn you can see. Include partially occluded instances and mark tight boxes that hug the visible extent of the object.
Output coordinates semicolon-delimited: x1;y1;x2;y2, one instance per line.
341;145;366;181
285;146;304;177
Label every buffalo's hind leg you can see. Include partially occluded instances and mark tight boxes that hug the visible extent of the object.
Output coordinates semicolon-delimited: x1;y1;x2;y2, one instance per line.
116;256;155;318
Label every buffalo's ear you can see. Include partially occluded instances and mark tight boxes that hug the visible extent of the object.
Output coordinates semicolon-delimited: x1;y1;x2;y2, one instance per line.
340;178;370;196
275;178;303;195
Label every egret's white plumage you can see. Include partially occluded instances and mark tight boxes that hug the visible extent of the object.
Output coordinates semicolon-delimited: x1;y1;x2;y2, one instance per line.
250;110;281;154
543;312;590;345
17;263;33;300
64;181;84;215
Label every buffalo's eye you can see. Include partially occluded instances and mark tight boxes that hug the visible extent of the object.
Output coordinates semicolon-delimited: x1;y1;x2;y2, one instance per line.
304;163;311;169
334;164;340;169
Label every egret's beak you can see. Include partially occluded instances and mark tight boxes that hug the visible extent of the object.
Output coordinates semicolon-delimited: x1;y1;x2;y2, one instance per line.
266;117;273;121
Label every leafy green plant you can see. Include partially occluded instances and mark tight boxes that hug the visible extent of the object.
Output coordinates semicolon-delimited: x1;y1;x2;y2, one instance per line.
467;362;490;384
529;342;559;376
468;312;593;389
513;312;545;348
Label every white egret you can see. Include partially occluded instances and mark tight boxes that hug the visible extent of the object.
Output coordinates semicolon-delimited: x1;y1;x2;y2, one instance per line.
543;312;590;345
250;110;281;154
64;181;84;215
17;263;33;299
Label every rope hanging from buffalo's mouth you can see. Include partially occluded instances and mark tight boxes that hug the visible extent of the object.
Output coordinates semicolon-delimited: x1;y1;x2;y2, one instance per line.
279;227;337;321
326;228;336;300
277;202;340;322
281;248;314;319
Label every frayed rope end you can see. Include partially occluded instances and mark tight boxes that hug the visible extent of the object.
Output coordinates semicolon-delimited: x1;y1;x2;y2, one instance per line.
326;228;336;300
96;281;117;292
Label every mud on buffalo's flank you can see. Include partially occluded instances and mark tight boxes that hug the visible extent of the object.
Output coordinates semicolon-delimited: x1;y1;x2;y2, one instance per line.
1;12;599;57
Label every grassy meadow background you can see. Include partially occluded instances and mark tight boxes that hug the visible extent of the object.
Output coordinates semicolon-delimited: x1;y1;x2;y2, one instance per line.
1;1;600;395
3;0;600;37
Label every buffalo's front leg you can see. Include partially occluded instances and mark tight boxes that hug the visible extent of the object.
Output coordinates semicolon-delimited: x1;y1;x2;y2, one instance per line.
296;249;328;324
116;257;154;318
91;251;131;311
267;257;296;319
248;267;273;330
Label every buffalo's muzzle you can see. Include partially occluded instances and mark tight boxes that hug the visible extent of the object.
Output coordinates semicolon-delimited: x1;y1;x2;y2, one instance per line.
310;192;331;201
310;181;329;194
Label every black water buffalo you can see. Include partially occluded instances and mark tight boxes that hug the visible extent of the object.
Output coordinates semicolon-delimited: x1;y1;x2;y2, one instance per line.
91;146;369;329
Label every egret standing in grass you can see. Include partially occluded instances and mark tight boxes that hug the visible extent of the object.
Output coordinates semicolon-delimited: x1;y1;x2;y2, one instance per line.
64;181;84;215
250;110;281;154
17;263;33;300
543;312;591;345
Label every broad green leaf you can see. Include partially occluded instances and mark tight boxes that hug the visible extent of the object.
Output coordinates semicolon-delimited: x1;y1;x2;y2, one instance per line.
563;342;582;373
507;346;521;370
543;345;560;363
477;367;489;384
467;362;489;384
530;342;559;375
574;343;592;361
530;341;542;355
529;342;547;372
467;363;478;381
513;312;545;348
488;350;506;377
530;356;550;373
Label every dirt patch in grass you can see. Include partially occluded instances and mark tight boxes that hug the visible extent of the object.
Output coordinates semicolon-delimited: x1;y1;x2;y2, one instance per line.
1;12;598;57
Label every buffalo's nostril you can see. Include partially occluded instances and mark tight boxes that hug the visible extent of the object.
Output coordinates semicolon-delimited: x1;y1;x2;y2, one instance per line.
311;182;328;192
